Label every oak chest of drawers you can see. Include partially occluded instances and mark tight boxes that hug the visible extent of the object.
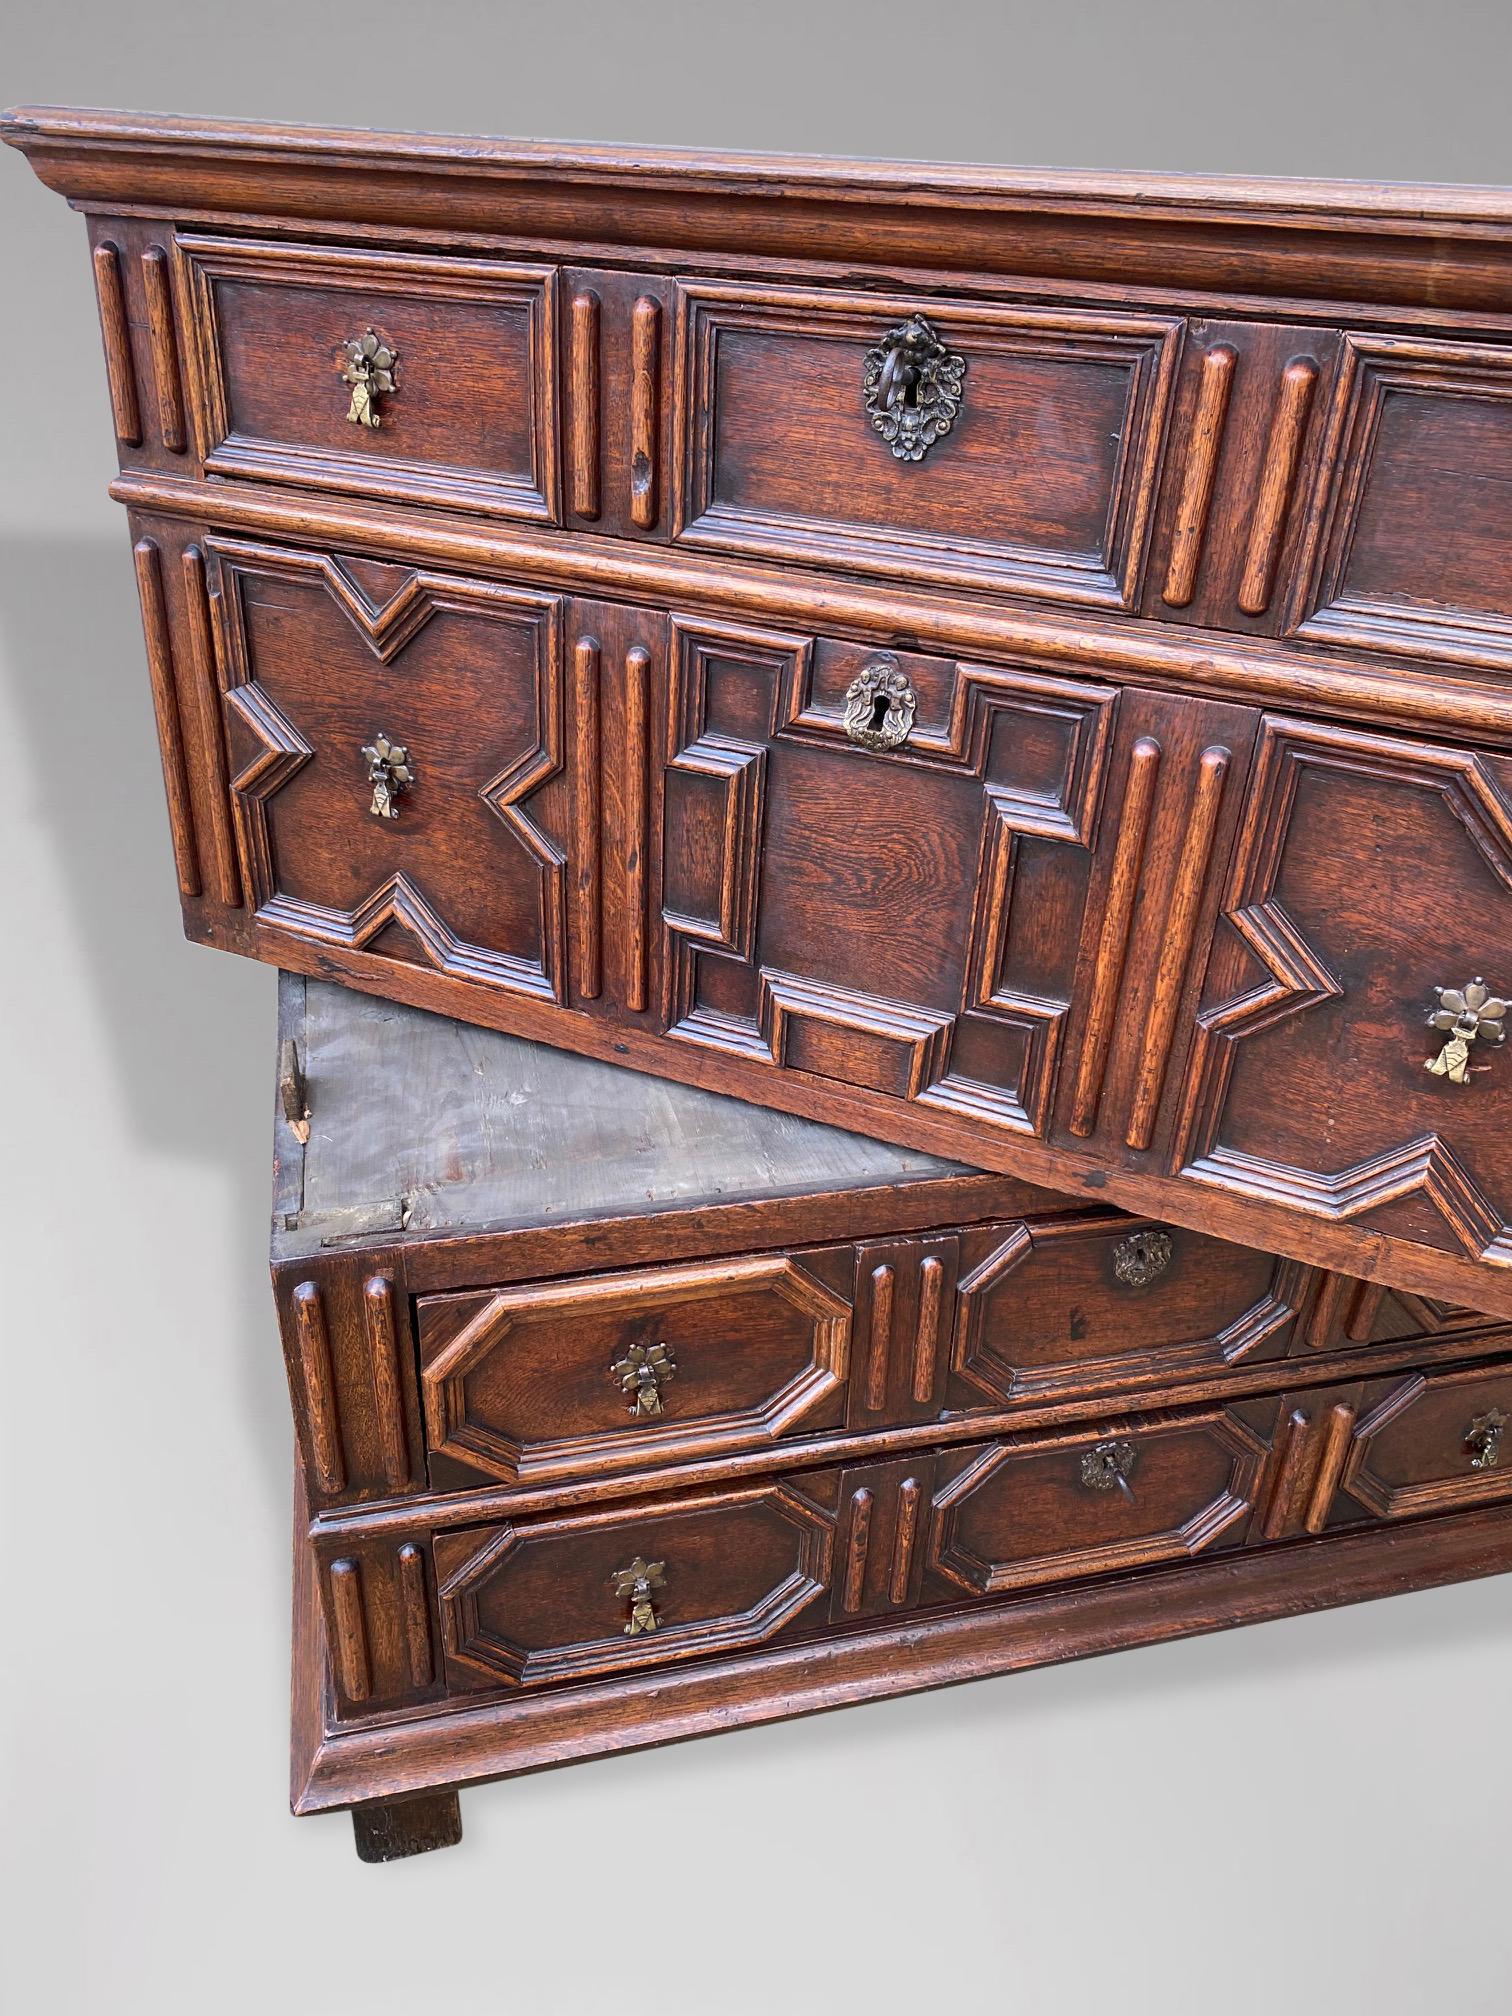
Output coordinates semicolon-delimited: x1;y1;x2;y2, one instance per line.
278;976;1512;1854
7;109;1512;1856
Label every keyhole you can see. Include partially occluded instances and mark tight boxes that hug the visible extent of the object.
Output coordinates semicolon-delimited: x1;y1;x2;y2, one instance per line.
869;691;891;732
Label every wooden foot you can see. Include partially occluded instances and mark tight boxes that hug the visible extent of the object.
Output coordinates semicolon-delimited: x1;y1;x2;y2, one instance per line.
351;1788;463;1863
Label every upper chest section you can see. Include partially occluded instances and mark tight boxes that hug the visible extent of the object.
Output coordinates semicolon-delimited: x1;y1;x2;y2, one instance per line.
37;119;1511;693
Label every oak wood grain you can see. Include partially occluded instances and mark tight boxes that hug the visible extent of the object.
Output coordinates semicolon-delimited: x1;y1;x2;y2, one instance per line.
1238;357;1319;614
292;1281;346;1495
131;536;200;899
140;244;185;452
92;240;140;446
14;108;1512;314
567;288;600;520
1162;343;1236;606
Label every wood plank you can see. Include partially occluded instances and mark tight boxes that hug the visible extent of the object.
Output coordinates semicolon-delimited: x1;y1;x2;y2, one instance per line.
276;974;976;1248
13;109;1512;313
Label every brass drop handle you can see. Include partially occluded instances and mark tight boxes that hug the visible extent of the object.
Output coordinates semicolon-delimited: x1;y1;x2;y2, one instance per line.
1081;1438;1137;1502
843;653;917;752
1465;1408;1505;1471
611;1340;677;1417
362;734;415;819
339;328;400;429
1426;978;1506;1084
612;1556;665;1636
862;312;966;462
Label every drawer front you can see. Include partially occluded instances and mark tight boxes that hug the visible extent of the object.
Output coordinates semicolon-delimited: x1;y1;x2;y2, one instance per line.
433;1482;835;1688
1176;715;1512;1268
417;1251;853;1487
1293;333;1512;672
661;620;1257;1160
315;1361;1511;1714
209;537;570;1000
949;1216;1308;1409
1255;1361;1512;1540
178;236;558;520
152;521;1512;1310
926;1409;1269;1595
672;281;1181;606
416;1402;1269;1697
1340;1363;1512;1520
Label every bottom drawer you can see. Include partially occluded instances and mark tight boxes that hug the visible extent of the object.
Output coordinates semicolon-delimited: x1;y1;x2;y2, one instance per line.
1345;1362;1512;1518
1266;1362;1512;1532
434;1482;835;1688
429;1406;1276;1696
1262;1360;1512;1539
315;1359;1512;1715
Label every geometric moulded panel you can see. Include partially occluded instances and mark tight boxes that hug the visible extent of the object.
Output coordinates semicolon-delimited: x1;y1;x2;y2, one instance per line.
419;1254;852;1486
210;538;568;1003
434;1482;835;1688
929;1408;1268;1595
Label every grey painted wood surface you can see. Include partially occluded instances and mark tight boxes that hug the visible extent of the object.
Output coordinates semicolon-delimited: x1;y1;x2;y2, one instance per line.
273;974;972;1250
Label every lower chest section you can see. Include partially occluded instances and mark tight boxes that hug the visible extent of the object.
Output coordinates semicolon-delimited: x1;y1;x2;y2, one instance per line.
311;1355;1512;1715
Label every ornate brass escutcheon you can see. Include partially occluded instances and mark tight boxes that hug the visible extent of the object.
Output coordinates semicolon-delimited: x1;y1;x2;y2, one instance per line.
1425;978;1506;1084
842;652;917;752
612;1556;666;1636
611;1339;677;1417
861;312;966;462
1081;1439;1137;1501
339;328;400;428
1465;1408;1506;1471
361;734;415;819
1112;1227;1173;1288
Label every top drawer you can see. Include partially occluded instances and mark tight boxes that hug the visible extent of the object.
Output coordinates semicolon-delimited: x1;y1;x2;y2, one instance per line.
671;280;1183;608
177;236;559;521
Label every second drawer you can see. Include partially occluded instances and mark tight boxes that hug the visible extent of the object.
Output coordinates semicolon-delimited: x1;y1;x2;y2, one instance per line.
413;1213;1501;1492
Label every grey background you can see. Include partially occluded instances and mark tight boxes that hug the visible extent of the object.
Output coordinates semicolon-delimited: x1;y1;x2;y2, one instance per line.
2;5;1509;2012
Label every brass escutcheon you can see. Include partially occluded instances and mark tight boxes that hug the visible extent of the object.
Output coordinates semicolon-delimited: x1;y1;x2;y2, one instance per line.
861;312;966;462
1466;1408;1506;1471
843;653;917;752
1112;1227;1174;1288
361;734;414;819
1081;1439;1137;1500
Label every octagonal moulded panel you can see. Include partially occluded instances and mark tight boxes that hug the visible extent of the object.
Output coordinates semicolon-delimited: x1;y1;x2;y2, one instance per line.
951;1214;1309;1409
928;1408;1269;1596
1338;1363;1512;1522
433;1481;836;1688
418;1252;853;1486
